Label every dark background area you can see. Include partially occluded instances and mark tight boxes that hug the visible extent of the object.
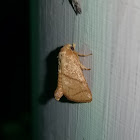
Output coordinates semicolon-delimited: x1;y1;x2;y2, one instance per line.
1;0;30;139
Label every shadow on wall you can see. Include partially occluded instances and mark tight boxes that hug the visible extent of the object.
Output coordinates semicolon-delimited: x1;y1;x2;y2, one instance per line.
38;46;62;104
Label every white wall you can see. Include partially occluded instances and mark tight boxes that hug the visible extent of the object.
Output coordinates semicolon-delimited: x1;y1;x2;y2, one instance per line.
38;0;140;140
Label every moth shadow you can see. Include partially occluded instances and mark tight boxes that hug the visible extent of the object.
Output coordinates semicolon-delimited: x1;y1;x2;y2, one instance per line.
60;96;77;104
60;96;88;104
38;46;62;105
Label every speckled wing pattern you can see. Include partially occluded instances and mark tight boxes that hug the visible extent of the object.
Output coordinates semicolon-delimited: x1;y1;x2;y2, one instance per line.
54;44;92;103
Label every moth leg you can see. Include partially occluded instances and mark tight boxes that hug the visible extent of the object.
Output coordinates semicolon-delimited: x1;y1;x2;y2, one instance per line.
72;44;92;57
80;63;91;70
54;70;63;101
78;53;92;57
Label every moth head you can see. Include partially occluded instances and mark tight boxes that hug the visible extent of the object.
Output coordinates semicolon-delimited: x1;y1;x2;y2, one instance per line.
70;43;76;51
63;44;76;51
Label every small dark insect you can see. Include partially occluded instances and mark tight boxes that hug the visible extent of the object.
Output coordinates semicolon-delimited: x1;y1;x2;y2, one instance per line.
69;0;82;15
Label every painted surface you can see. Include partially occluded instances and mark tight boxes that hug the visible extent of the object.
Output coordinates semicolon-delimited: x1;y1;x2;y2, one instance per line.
38;0;140;140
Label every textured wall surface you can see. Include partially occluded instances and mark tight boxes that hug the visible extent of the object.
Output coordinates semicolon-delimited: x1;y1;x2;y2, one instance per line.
38;0;140;140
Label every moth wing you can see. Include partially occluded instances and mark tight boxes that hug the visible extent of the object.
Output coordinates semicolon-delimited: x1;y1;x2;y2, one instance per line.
61;53;92;102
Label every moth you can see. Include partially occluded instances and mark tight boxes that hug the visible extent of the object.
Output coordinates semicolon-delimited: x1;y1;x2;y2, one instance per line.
54;44;92;103
69;0;82;14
